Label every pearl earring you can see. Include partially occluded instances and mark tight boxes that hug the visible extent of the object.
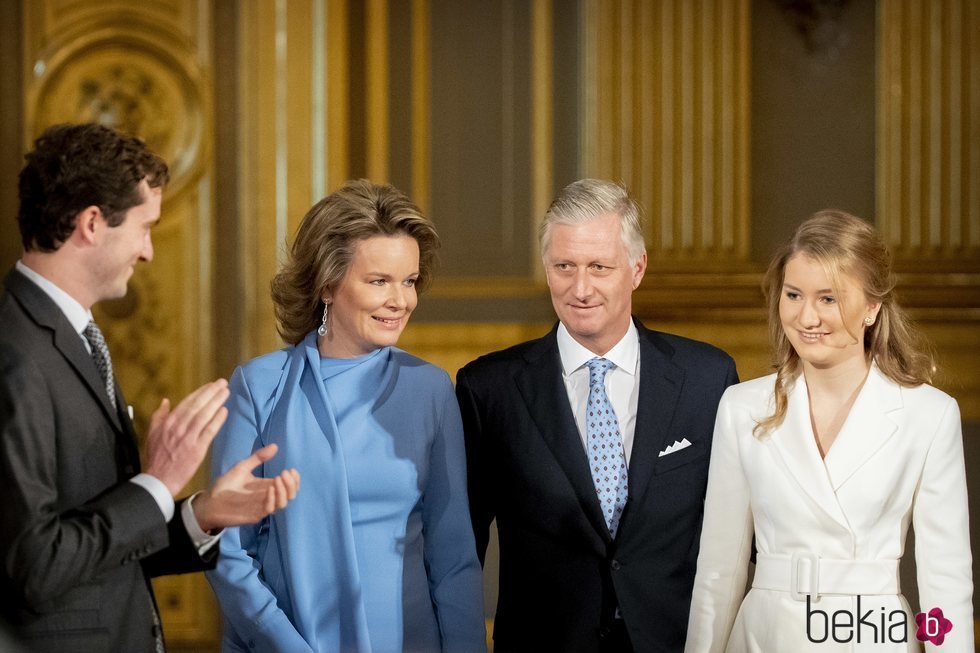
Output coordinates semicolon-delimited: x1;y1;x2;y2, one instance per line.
318;302;329;336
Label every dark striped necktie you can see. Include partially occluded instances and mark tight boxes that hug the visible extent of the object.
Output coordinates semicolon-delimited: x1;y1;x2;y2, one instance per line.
82;321;118;412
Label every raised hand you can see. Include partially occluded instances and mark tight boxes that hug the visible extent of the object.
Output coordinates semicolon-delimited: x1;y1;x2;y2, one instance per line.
144;379;230;497
191;443;300;532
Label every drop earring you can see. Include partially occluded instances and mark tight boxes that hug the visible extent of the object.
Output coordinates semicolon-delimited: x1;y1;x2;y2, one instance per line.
318;302;329;336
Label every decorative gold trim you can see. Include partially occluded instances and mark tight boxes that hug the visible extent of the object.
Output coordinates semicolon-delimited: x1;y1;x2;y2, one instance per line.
312;0;327;200
531;0;553;280
411;0;430;212
581;0;751;266
274;0;288;263
366;0;388;182
877;0;980;264
327;0;349;189
26;25;207;201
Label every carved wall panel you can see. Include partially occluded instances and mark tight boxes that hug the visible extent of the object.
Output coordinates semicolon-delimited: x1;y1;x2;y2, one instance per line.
875;0;980;422
22;0;218;646
878;0;980;269
234;0;572;333
583;0;751;270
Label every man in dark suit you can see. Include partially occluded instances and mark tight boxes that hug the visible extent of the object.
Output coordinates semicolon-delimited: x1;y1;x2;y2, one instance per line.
0;123;300;652
457;179;739;653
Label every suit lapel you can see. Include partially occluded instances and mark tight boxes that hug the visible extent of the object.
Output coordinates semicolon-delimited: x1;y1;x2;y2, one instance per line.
514;330;611;545
768;375;850;530
823;366;901;491
4;269;123;433
622;325;685;510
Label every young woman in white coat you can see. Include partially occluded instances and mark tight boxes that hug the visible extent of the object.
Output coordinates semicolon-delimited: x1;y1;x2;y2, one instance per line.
686;211;973;652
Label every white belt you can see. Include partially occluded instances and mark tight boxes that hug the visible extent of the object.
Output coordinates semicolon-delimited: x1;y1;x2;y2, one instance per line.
752;552;900;601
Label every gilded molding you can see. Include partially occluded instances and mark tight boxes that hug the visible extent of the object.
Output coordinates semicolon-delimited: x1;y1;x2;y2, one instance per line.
582;0;751;268
877;0;980;269
26;25;207;201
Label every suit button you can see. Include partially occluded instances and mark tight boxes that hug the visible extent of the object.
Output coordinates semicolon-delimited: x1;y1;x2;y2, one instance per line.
598;626;611;640
610;559;621;570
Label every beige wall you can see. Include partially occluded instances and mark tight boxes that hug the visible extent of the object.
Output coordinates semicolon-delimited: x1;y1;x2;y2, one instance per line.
1;1;977;650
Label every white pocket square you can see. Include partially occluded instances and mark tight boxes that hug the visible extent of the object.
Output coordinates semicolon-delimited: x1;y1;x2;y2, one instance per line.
658;438;693;457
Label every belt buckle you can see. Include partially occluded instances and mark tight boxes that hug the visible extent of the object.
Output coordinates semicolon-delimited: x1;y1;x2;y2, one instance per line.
790;551;820;602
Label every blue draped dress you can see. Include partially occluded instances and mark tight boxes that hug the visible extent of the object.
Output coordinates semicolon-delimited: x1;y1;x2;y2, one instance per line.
206;331;485;652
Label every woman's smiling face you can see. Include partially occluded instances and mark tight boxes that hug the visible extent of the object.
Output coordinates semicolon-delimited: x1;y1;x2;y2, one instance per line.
319;234;420;358
779;253;879;371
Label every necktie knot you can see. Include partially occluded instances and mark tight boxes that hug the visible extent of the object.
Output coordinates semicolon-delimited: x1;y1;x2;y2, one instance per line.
83;320;107;351
586;357;614;384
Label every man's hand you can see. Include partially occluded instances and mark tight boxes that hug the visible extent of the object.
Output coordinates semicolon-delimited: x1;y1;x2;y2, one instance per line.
144;379;230;497
192;443;300;532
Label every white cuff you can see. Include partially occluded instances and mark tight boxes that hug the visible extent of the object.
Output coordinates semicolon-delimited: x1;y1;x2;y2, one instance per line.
129;473;175;522
182;492;222;556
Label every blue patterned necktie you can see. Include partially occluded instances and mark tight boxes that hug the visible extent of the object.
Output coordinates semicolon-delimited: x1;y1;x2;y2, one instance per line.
83;321;117;412
585;357;629;537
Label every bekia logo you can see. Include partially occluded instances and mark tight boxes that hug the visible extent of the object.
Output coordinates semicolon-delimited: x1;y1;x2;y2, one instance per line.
805;596;907;644
915;607;953;646
805;598;953;646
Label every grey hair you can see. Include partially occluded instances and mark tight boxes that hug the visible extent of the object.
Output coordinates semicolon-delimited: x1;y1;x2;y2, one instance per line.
539;179;645;265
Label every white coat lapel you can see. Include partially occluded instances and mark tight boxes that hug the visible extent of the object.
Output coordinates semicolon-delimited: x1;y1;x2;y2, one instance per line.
768;375;851;531
823;365;901;491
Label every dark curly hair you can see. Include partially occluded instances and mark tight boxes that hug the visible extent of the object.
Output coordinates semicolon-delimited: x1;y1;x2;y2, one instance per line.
17;123;169;252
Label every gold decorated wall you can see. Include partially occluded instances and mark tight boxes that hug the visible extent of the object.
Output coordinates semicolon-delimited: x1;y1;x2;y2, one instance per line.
1;0;977;650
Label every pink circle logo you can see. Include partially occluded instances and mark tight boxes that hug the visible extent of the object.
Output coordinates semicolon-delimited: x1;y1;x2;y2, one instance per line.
914;607;953;646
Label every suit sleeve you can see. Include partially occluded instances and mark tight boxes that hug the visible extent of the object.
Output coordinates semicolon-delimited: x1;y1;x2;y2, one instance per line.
204;366;314;653
422;376;487;652
684;388;754;653
0;343;171;610
141;498;218;577
455;366;495;566
724;357;740;389
911;396;974;652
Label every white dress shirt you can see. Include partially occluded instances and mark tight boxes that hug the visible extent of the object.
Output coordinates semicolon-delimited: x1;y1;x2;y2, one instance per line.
15;260;217;552
556;320;641;465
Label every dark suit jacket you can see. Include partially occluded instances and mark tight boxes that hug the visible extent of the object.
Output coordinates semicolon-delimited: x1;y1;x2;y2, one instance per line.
456;318;738;653
0;268;216;653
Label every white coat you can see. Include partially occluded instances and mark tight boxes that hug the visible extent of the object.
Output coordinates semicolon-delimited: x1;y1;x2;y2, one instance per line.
685;366;974;652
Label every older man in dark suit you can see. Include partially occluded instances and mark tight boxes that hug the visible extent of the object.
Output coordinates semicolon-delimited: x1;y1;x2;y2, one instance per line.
0;123;299;652
457;179;739;653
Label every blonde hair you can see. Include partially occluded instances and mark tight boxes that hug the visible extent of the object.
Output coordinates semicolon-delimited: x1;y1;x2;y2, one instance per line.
271;179;438;345
754;210;935;437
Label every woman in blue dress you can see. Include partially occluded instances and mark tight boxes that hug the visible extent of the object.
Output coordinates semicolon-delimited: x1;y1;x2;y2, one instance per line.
206;179;486;653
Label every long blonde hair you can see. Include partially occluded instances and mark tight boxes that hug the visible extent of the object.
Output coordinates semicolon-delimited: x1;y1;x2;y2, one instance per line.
754;210;935;437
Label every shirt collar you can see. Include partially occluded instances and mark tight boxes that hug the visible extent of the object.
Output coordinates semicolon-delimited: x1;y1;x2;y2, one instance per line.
557;320;639;377
16;260;93;335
